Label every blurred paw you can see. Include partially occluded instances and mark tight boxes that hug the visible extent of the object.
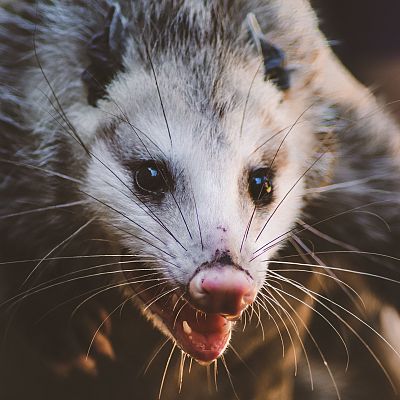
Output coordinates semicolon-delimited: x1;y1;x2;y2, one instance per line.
42;303;116;377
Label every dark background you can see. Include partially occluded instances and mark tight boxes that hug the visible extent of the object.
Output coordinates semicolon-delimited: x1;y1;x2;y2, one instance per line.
312;0;400;119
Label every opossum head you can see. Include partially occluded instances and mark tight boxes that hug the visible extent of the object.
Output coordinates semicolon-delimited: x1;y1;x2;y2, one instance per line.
35;2;332;364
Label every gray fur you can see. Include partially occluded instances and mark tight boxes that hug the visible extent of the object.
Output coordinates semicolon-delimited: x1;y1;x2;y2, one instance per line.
1;1;400;399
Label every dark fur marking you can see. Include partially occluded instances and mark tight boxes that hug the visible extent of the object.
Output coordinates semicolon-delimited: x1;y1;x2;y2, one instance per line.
82;4;127;106
259;38;290;91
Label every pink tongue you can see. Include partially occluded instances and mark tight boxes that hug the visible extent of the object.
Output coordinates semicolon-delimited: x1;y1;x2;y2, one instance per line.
173;305;231;363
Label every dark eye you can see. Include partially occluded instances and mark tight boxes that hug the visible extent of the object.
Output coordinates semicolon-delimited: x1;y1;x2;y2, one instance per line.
249;168;273;204
135;163;168;195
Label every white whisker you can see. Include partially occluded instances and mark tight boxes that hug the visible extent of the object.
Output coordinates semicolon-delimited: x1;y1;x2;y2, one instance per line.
159;342;176;399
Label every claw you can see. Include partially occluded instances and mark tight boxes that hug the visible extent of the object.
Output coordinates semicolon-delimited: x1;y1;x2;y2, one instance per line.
92;331;116;360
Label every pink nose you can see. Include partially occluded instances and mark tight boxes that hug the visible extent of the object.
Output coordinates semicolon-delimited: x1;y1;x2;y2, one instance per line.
188;268;257;318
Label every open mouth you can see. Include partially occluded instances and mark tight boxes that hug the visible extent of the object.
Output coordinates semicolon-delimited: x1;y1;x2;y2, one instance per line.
130;281;232;363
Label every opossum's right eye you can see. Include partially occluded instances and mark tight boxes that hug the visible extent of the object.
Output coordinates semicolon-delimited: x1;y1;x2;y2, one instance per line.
134;163;168;196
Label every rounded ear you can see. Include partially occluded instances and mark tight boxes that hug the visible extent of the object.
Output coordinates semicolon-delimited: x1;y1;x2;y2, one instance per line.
82;3;128;107
248;0;324;93
247;13;291;91
259;0;400;163
264;1;400;310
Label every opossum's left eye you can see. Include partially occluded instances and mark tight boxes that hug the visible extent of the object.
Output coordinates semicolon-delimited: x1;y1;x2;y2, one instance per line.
249;168;273;204
135;163;168;195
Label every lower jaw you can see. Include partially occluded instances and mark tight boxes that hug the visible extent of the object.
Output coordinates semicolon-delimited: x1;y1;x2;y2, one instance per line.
168;313;232;363
129;282;233;363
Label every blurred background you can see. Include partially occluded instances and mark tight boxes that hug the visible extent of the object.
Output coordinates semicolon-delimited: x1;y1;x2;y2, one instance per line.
312;0;400;120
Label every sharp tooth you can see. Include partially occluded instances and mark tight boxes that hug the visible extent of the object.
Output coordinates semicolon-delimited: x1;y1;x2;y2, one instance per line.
183;320;192;335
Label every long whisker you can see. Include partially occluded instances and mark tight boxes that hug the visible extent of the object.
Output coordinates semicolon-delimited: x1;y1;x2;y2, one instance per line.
7;53;186;258
265;105;314;176
191;189;204;251
306;173;393;194
253;302;265;340
213;359;218;392
0;200;88;220
297;219;359;252
144;338;170;375
267;274;397;391
4;263;165;310
207;362;213;394
143;43;193;242
241;105;314;250
79;190;167;245
0;253;157;266
0;162;177;260
99;111;185;248
291;235;364;315
251;199;394;260
0;157;82;185
100;107;168;157
85;300;125;359
87;173;187;251
189;357;194;374
240;206;257;253
144;43;172;146
229;344;257;379
221;355;239;400
269;266;365;310
256;293;287;352
178;351;186;393
255;152;325;242
259;290;314;386
239;61;262;138
144;287;179;312
34;57;186;253
21;218;95;287
250;121;308;157
254;298;285;355
258;291;299;375
30;277;168;328
265;260;400;285
111;223;176;259
37;258;162;283
32;19;89;155
71;279;170;319
267;274;350;370
266;285;341;399
159;342;176;399
352;210;391;232
173;302;187;330
274;289;315;386
271;272;400;361
7;272;167;318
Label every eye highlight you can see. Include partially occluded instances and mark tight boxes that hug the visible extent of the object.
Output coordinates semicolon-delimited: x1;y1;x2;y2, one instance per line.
134;162;168;196
249;168;273;204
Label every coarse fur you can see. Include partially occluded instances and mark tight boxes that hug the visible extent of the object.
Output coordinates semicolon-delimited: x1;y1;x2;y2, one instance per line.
0;1;400;399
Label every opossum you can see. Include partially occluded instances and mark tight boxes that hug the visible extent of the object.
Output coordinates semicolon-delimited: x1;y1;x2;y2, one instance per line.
0;1;400;399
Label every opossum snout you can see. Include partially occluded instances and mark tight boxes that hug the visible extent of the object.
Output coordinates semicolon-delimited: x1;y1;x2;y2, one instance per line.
188;267;257;319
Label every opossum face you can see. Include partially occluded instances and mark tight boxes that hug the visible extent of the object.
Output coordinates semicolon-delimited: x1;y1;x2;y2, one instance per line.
83;55;317;363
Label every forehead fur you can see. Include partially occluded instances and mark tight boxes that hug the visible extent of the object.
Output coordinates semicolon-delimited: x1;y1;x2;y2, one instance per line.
1;0;324;158
106;59;284;144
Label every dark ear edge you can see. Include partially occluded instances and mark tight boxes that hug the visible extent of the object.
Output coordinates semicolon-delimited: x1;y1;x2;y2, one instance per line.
259;39;290;91
82;3;127;107
246;13;291;91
